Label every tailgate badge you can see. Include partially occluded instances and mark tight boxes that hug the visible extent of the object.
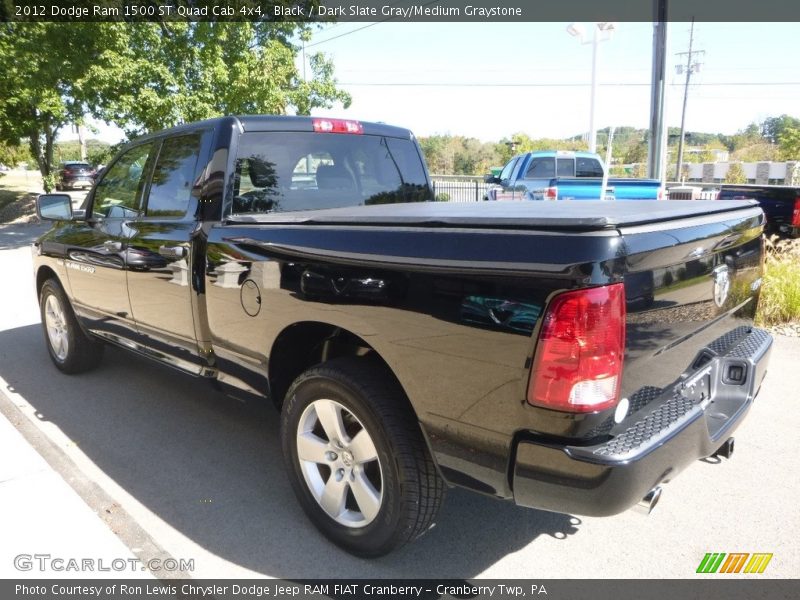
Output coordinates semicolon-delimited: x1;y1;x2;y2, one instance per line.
712;265;731;307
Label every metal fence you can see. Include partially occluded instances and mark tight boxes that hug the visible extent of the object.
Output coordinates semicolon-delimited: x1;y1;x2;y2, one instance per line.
430;175;487;203
432;177;720;203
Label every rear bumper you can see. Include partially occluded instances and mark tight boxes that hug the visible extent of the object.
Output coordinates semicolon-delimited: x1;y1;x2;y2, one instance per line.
61;175;93;188
512;326;772;516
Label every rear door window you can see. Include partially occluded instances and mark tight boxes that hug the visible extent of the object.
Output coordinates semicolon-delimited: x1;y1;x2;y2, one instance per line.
524;157;555;178
230;132;431;214
576;157;604;178
556;158;575;177
145;133;203;218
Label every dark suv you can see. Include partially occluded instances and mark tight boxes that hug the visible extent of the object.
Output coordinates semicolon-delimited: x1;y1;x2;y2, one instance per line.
56;161;95;190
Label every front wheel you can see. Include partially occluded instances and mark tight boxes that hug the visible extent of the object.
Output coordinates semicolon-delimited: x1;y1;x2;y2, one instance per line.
40;279;103;373
280;357;444;557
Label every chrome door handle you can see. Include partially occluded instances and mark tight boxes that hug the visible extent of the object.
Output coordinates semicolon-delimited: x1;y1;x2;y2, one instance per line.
103;240;122;252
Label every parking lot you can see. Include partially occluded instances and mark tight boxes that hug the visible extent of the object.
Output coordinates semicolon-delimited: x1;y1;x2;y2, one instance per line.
0;220;798;579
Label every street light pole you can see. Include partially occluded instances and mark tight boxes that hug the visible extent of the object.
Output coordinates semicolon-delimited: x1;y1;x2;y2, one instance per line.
589;27;599;153
568;22;615;154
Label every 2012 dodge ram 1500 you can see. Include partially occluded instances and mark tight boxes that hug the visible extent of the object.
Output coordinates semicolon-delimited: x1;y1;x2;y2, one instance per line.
33;116;772;557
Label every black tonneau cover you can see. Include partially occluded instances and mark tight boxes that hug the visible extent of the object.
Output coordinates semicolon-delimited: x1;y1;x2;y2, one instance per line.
228;200;761;230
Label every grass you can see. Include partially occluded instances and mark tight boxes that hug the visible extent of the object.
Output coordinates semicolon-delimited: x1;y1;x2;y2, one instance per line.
755;236;800;326
0;170;42;223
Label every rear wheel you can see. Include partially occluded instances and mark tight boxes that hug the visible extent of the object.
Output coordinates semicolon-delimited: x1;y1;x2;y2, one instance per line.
280;357;444;557
39;279;103;373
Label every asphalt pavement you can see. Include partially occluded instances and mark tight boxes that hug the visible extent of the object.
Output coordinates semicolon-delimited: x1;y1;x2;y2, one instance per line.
0;220;797;579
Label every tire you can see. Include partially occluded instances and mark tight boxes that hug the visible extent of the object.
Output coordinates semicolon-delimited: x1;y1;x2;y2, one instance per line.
280;357;444;557
55;183;62;191
39;278;104;374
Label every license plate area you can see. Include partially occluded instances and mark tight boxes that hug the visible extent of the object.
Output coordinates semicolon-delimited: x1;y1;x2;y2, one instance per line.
692;360;752;441
679;366;712;407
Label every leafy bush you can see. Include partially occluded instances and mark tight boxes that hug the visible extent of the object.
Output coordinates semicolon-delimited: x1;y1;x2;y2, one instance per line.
725;162;747;184
42;173;57;193
756;236;800;326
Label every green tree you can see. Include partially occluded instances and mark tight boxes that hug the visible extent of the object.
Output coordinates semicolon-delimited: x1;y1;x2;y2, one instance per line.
0;141;33;167
0;24;99;190
418;135;501;176
725;162;748;184
761;114;800;144
0;21;350;189
418;136;450;174
778;127;800;160
631;163;647;178
731;142;780;162
53;139;113;165
83;22;350;137
623;142;648;165
720;122;762;152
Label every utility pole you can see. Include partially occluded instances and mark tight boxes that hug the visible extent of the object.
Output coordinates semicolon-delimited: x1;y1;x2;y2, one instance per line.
647;0;668;182
77;124;86;161
73;123;87;161
674;19;704;181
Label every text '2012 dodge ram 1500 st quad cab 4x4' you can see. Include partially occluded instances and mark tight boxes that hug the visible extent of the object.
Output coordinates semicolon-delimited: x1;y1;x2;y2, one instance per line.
33;116;772;557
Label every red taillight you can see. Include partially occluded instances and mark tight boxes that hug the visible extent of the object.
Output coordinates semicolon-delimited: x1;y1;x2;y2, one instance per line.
792;196;800;227
312;118;363;134
527;283;626;413
545;186;558;200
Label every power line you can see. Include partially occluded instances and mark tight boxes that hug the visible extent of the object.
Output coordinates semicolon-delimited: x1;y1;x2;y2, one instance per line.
305;22;384;48
306;0;442;49
335;81;800;87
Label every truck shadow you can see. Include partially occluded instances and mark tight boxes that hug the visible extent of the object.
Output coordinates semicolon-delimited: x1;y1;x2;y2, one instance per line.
0;222;50;251
0;324;581;578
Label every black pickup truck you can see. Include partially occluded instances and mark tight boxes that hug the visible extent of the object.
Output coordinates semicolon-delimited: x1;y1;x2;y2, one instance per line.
33;116;772;557
717;183;800;238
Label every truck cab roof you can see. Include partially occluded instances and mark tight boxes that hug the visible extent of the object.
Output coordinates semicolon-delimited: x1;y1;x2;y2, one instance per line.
130;115;415;145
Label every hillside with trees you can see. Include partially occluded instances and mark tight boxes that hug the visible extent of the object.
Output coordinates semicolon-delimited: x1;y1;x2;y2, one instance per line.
419;114;800;176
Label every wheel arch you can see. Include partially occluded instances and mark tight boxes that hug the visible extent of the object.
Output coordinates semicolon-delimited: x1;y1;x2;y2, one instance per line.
267;321;413;416
36;265;61;297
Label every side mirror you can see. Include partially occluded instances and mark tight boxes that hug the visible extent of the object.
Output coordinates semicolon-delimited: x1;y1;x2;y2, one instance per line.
37;194;73;221
484;175;501;185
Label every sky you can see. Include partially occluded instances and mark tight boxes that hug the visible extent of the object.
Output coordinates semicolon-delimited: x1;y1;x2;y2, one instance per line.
67;21;800;145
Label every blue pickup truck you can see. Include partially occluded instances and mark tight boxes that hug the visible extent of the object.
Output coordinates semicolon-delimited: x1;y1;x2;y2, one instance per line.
486;151;661;201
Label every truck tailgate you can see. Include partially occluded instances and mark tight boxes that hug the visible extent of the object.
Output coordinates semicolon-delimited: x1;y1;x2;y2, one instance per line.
512;202;770;516
617;204;765;406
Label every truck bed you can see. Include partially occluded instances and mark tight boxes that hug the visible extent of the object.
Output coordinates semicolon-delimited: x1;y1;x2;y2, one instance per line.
229;199;761;230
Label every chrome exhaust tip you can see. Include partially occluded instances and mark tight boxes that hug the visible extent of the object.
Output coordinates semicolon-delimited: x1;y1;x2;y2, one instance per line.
713;437;735;459
634;486;662;515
